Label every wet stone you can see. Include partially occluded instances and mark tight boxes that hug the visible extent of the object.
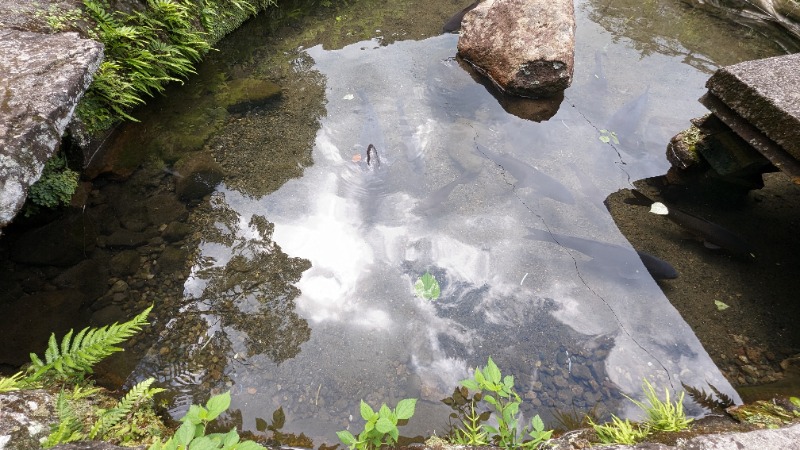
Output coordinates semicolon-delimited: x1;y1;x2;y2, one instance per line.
110;279;129;294
162;221;192;243
9;212;96;266
146;193;187;225
105;228;153;248
90;304;126;326
109;250;141;277
52;259;109;300
571;364;593;381
157;245;189;274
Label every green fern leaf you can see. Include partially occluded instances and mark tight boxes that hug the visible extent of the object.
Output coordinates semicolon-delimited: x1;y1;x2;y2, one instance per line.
43;391;86;447
90;377;164;439
0;371;25;393
28;305;152;381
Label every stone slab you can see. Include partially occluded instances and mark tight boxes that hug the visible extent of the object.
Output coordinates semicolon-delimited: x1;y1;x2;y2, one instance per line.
0;29;103;231
457;0;575;98
705;52;800;161
700;92;800;183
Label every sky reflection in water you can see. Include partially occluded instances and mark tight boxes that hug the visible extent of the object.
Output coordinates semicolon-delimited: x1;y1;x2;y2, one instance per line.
173;22;744;441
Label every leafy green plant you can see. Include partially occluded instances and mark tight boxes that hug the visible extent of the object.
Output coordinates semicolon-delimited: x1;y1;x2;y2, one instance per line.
337;398;417;450
149;391;267;450
460;358;552;449
625;379;692;432
589;415;649;445
27;153;79;213
28;305;153;381
44;378;165;448
414;271;440;300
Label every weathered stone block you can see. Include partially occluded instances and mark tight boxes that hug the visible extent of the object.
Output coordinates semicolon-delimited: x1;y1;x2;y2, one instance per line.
0;30;103;231
705;52;800;160
457;0;575;98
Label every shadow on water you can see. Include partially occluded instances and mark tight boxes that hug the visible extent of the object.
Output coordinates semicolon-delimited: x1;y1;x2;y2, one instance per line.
2;0;798;446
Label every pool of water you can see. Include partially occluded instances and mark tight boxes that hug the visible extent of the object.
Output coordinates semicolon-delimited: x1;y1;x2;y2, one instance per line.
4;0;792;445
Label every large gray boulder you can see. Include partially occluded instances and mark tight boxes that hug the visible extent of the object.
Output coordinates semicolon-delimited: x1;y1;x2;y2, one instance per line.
0;30;103;231
457;0;575;98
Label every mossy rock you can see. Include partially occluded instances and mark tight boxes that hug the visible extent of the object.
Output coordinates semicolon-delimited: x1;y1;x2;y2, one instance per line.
217;77;282;113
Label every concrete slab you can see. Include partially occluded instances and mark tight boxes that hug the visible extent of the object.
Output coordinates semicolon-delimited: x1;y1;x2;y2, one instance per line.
705;53;800;161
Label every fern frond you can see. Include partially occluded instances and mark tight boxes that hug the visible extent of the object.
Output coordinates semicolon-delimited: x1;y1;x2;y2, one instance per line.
682;382;734;414
43;391;85;448
28;305;153;381
89;377;164;439
0;371;26;393
83;0;120;28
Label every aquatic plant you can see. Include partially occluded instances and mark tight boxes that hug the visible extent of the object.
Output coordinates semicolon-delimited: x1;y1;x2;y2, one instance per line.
459;358;552;449
625;379;692;432
589;415;649;445
414;271;440;300
337;398;417;450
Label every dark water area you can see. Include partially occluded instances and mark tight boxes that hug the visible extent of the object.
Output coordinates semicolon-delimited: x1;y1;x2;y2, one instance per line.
1;0;797;446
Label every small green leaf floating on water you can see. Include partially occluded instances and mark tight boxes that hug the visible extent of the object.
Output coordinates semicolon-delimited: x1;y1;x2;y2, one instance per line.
414;272;440;301
598;129;620;145
715;300;730;311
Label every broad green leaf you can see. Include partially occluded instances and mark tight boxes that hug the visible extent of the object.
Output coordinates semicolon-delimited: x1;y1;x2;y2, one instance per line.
378;403;392;418
461;379;480;391
174;420;195;446
388;426;399;444
414;272;441;300
360;400;375;420
206;391;231;420
337;430;357;446
485;358;501;383
714;300;730;311
222;429;240;447
183;404;205;425
530;414;544;432
395;398;417;420
188;436;219;450
474;368;486;385
375;417;395;434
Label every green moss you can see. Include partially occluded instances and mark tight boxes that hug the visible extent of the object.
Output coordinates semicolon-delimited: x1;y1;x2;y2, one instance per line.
680;125;703;155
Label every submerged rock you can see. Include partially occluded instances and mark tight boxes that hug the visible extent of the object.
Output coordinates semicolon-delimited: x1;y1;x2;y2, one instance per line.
457;0;575;98
173;153;225;201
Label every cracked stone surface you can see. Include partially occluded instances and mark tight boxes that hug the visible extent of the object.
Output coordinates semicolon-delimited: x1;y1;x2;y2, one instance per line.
0;29;103;231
